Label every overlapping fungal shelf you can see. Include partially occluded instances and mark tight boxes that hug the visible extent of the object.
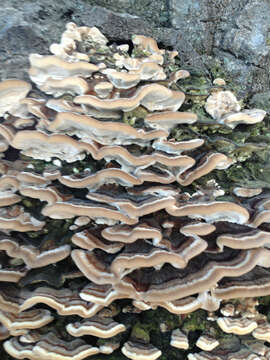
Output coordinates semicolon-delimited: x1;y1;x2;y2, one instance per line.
1;22;270;360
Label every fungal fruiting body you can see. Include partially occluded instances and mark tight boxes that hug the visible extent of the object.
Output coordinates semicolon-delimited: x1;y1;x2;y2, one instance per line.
0;22;269;360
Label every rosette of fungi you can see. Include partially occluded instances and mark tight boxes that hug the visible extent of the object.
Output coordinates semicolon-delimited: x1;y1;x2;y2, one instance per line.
0;22;269;360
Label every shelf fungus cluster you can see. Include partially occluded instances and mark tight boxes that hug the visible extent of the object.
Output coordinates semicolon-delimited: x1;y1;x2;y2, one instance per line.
0;22;270;360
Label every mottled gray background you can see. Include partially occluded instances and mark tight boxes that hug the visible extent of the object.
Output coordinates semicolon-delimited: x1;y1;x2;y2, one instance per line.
1;0;270;106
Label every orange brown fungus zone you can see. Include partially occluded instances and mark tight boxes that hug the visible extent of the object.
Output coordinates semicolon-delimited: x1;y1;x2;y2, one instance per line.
0;21;269;360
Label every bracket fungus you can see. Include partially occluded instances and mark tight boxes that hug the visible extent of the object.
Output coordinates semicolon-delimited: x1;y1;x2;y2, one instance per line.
0;22;270;360
170;328;189;349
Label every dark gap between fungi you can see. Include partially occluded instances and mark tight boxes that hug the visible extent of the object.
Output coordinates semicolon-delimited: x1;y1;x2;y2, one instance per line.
107;39;134;56
2;146;20;162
